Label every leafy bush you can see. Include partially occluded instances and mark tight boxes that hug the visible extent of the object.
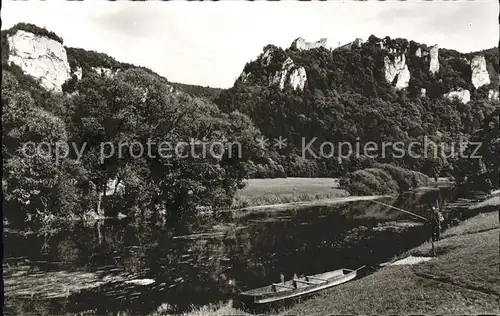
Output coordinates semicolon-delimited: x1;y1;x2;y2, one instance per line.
452;108;500;193
65;47;164;80
4;23;64;43
340;165;430;196
373;163;430;191
2;60;262;223
170;82;222;101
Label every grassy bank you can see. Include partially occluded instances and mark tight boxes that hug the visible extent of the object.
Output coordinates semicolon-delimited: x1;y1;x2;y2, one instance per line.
469;195;500;213
170;196;499;316
276;210;499;315
231;178;348;209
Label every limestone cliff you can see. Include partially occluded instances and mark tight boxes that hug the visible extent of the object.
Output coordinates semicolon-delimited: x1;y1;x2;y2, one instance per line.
415;47;422;57
444;88;471;104
488;89;499;101
261;49;273;67
288;67;307;91
429;45;439;74
74;66;83;80
376;38;440;90
6;30;71;92
92;66;119;78
238;46;307;91
470;55;491;89
384;54;410;90
269;57;291;89
270;57;307;91
239;71;250;83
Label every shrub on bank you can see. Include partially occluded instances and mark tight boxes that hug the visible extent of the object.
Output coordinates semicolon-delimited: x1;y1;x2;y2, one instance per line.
374;163;430;190
340;164;430;195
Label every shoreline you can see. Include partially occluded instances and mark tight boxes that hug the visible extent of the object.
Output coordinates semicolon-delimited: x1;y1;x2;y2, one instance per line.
274;196;500;315
182;194;499;316
225;195;392;213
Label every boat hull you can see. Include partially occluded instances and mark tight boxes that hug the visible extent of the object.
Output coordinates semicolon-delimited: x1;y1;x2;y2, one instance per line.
240;268;359;305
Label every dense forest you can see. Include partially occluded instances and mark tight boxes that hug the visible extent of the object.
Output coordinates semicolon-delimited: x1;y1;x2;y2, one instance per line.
2;24;275;224
2;23;498;224
215;36;499;181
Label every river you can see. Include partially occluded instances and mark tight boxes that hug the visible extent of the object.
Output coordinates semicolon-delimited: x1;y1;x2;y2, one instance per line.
4;186;464;315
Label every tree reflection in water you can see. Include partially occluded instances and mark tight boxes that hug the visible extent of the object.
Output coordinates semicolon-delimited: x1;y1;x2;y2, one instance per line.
4;187;456;315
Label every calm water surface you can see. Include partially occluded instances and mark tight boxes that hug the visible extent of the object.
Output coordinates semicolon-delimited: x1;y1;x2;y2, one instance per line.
4;188;460;315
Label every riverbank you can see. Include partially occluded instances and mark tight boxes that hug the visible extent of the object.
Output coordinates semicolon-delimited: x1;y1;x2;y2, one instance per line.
228;195;391;219
231;178;348;209
276;206;499;315
182;199;498;315
231;177;455;210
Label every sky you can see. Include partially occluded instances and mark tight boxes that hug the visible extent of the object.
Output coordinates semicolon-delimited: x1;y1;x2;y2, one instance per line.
2;0;498;88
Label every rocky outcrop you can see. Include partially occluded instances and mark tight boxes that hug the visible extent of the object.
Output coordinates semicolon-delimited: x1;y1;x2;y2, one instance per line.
7;30;71;92
444;88;470;104
471;55;490;89
92;66;117;78
239;71;250;83
270;58;294;89
74;66;83;80
429;45;439;74
291;37;328;51
415;47;422;57
395;66;410;90
261;49;273;67
288;67;307;91
384;54;410;90
420;88;427;97
488;89;499;101
270;58;307;91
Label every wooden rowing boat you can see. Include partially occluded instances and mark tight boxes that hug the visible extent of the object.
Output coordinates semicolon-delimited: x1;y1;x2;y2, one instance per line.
240;266;365;305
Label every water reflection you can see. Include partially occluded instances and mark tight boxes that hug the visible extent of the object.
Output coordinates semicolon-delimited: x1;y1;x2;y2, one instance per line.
4;187;457;315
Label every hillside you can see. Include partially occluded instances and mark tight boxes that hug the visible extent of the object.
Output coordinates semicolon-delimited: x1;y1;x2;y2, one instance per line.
170;82;223;102
215;36;499;178
1;23;498;223
1;23;265;223
151;209;499;316
279;211;499;315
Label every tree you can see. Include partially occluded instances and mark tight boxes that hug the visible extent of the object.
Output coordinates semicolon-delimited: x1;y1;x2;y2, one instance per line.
2;70;79;222
453;108;500;193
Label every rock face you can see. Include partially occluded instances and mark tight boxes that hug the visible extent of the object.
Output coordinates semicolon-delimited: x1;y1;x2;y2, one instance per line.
7;30;71;92
261;49;273;67
74;66;83;80
395;66;410;90
444;88;470;104
471;55;491;89
92;66;117;78
270;58;293;89
415;47;422;57
384;54;410;90
429;45;439;74
239;71;250;83
420;88;427;97
270;57;307;91
488;89;499;101
291;37;328;51
288;67;307;91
